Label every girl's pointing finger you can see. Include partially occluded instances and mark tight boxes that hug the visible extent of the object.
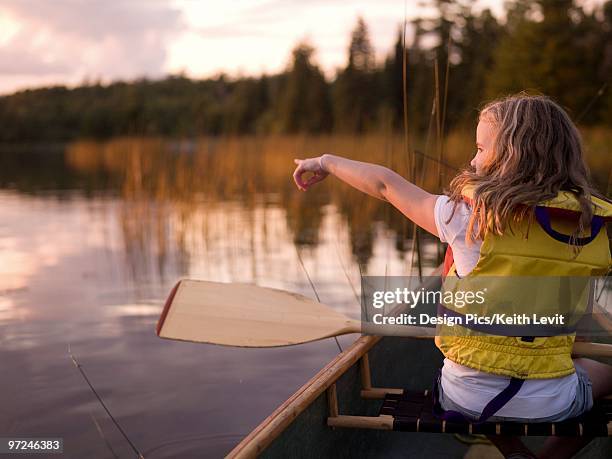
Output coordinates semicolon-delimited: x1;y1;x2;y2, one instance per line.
292;166;306;191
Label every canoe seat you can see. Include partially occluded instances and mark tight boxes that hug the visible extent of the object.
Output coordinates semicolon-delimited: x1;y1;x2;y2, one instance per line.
327;389;611;436
378;390;611;437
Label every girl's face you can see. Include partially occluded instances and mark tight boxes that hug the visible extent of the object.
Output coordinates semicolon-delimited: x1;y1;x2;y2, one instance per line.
471;119;496;175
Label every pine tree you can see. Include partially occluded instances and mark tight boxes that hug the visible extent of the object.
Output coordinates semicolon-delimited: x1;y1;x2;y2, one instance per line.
485;0;600;120
277;43;332;133
332;17;378;133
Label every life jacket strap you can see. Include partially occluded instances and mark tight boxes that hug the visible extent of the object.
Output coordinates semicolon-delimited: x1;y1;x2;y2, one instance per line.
535;206;604;246
433;369;525;424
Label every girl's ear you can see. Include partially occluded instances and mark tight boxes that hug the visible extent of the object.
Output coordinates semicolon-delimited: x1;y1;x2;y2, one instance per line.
483;142;499;172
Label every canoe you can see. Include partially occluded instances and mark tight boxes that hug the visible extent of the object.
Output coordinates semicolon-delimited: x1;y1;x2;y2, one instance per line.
225;276;612;459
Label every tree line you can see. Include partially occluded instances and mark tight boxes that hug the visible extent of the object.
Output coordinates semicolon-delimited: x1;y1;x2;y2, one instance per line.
1;0;611;142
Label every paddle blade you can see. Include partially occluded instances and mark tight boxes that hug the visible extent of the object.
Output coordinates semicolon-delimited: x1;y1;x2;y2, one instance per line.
156;280;360;347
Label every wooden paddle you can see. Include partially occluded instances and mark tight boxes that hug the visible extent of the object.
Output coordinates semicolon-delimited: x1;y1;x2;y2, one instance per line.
156;279;434;347
156;279;612;356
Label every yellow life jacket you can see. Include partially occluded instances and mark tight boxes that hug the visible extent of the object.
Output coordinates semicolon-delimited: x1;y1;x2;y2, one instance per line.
435;187;612;379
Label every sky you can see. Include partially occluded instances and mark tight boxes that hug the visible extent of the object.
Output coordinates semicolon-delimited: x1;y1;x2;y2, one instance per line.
0;0;604;95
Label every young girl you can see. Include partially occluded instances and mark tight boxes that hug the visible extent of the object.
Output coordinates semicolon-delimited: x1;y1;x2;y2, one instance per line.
292;94;612;458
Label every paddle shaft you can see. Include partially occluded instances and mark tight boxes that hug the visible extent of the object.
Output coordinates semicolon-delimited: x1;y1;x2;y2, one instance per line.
157;279;612;355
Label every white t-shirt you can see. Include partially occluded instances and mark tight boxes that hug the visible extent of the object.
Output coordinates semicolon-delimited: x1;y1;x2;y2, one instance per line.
433;194;577;418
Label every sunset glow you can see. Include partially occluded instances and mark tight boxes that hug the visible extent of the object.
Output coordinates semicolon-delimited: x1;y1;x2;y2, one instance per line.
0;0;508;94
0;0;604;95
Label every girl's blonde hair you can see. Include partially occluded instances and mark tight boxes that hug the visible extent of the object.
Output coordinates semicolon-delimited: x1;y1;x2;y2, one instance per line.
447;92;598;247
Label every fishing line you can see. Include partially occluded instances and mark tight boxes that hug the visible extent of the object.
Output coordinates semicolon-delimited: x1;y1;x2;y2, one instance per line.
68;345;145;459
295;248;343;353
334;237;361;307
576;81;609;123
358;262;368;323
402;0;412;175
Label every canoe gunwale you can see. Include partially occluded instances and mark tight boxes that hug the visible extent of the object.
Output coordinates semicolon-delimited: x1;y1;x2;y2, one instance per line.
226;333;382;458
226;270;443;458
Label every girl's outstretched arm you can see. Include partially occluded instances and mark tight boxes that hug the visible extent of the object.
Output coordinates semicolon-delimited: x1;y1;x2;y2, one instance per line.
292;154;438;237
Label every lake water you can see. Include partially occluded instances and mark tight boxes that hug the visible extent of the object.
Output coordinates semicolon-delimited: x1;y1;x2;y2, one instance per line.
0;139;443;458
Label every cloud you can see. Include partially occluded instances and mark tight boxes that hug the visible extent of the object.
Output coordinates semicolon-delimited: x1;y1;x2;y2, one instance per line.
2;0;182;40
167;0;410;79
0;0;516;94
0;33;71;75
0;0;184;93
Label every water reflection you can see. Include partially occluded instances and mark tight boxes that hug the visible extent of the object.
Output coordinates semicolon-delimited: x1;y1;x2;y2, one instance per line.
61;136;454;281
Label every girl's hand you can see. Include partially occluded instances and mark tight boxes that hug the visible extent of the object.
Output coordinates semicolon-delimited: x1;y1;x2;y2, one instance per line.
293;156;329;191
